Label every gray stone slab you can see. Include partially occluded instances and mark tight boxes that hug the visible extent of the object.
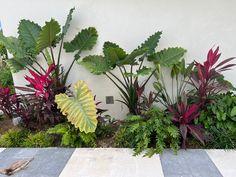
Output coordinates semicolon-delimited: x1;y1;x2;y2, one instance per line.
0;148;75;177
160;149;223;177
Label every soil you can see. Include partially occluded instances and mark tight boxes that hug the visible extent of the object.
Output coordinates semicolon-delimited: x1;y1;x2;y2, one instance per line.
0;118;15;135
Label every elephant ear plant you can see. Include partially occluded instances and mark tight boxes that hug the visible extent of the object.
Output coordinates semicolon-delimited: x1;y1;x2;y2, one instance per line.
0;8;99;131
80;31;186;115
0;8;98;92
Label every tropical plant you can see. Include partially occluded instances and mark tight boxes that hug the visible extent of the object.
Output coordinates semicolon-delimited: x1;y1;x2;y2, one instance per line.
22;131;53;147
80;31;186;115
0;8;98;91
0;128;29;147
55;80;97;133
0;87;17;118
205;126;236;149
189;46;235;106
0;66;14;88
168;96;205;148
153;58;192;108
197;92;236;131
115;107;180;157
47;123;96;147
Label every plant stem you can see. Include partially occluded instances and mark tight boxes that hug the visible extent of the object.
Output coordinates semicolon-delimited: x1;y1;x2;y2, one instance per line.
118;66;129;88
108;71;128;90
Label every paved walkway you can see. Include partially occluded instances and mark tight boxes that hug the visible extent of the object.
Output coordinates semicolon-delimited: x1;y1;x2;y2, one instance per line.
0;148;235;177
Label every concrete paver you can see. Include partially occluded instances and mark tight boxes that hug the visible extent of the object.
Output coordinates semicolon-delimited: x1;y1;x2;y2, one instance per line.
59;148;164;177
0;148;75;177
160;149;223;177
0;148;235;177
207;150;236;177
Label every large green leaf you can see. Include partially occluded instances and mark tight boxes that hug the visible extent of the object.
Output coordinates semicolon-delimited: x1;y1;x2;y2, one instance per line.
140;31;162;54
0;33;35;72
36;19;61;52
103;41;120;53
149;47;187;67
6;57;34;73
18;20;41;50
104;47;127;66
80;55;111;75
64;27;98;52
55;80;98;133
117;47;148;66
0;34;25;58
61;8;75;37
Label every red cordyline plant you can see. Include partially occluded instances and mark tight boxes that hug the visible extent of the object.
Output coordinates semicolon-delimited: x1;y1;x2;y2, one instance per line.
168;96;204;148
0;87;13;118
24;64;56;100
190;46;235;106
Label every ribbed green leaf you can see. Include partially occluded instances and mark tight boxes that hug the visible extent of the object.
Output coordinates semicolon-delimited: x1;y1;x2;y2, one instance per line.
150;47;187;67
36;19;61;52
140;31;162;54
62;7;75;37
104;47;127;66
64;27;98;52
103;41;120;53
55;80;98;133
6;57;34;73
18;20;41;50
136;66;154;76
117;47;148;66
80;55;111;75
0;34;25;58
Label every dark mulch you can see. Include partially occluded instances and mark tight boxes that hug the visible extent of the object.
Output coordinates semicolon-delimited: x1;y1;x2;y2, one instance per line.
0;118;15;135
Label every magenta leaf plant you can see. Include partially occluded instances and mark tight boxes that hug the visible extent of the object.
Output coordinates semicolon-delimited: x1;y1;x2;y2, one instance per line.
190;46;235;106
168;96;205;148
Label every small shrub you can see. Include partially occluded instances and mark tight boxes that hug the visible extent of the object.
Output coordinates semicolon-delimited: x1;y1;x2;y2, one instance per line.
22;132;53;147
0;66;13;88
0;128;29;147
206;127;236;149
115;107;180;157
197;92;236;131
47;123;96;147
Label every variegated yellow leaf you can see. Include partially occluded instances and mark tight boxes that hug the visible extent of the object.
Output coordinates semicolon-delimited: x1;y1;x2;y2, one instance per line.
55;80;97;133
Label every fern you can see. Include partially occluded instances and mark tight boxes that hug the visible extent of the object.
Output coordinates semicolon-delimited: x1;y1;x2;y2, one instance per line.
115;107;180;157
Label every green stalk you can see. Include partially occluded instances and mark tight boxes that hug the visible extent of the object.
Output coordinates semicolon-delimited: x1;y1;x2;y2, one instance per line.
63;50;82;85
108;71;128;90
118;66;129;88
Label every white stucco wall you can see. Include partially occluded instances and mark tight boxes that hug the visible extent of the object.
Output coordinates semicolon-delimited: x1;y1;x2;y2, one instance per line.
0;0;236;119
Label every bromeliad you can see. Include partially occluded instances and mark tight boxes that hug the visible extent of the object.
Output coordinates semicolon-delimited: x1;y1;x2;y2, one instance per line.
25;64;55;100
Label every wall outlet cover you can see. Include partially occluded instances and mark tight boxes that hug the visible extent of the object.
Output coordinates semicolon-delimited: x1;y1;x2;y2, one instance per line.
106;96;114;104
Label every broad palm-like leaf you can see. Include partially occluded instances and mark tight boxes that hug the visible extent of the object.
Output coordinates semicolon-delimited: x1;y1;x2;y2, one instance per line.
7;57;34;73
117;47;148;66
18;20;41;50
63;27;98;53
0;34;34;72
36;19;61;52
0;34;25;58
55;80;97;133
79;55;111;75
61;8;75;37
104;47;127;66
140;31;162;54
149;47;186;67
